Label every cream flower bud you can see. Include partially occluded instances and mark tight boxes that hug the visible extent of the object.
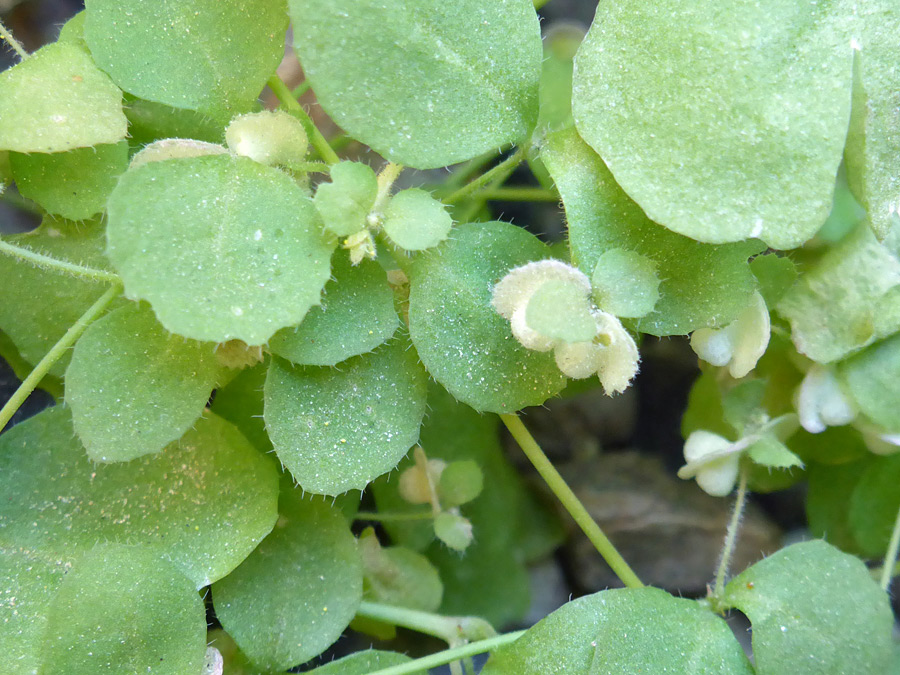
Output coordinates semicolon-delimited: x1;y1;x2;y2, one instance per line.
691;291;770;378
225;110;309;169
796;365;857;433
129;138;227;169
678;430;741;497
491;259;591;320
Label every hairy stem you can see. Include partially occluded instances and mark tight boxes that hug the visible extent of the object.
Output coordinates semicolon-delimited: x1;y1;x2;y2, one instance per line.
713;466;749;601
0;239;121;284
356;601;495;647
0;283;121;433
267;74;340;165
480;186;559;202
365;631;526;675
0;19;28;61
880;503;900;591
372;162;404;215
444;148;526;205
500;414;644;589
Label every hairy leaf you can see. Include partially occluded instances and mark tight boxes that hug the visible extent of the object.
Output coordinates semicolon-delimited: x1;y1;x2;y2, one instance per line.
840;333;900;432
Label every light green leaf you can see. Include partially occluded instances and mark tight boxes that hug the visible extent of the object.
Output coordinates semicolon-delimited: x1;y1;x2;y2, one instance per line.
840;334;900;432
848;453;900;557
844;5;900;243
747;436;804;470
57;11;86;44
777;223;900;362
307;650;422;675
750;254;799;308
437;460;484;508
225;111;309;169
0;217;115;376
526;279;597;343
314;161;378;237
106;154;335;344
39;544;206;675
289;0;541;169
359;531;443;612
383;188;453;251
723;540;894;674
9;141;128;220
268;255;398;366
65;302;221;463
805;458;870;554
0;407;279;587
0;42;126;152
572;0;853;248
543;128;761;335
408;221;566;412
212;480;362;672
433;512;473;552
264;340;427;495
84;0;288;114
590;248;660;319
482;587;752;674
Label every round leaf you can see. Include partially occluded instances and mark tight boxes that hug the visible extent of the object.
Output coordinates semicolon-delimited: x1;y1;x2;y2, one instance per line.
268;255;398;366
307;651;422;675
482;587;752;674
289;0;541;169
212;483;362;672
84;0;288;114
0;42;126;152
437;459;484;508
65;302;221;463
360;532;443;612
433;512;474;552
314;161;378;237
525;278;597;343
383;188;453;251
848;453;900;556
9;141;128;220
106;154;335;344
840;333;900;432
0;407;279;587
572;0;853;248
408;221;567;413
264;340;428;495
39;544;206;675
723;540;894;674
591;248;660;319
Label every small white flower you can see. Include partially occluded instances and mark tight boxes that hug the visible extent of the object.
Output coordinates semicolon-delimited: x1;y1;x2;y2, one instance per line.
796;365;857;433
678;430;742;497
691;291;770;378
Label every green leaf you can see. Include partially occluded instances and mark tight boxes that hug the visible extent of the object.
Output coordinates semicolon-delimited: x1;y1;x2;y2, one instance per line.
57;10;86;44
307;650;422;675
0;42;126;152
525;279;597;342
9;141;128;219
542;128;761;336
264;340;427;495
806;458;871;554
840;334;900;432
289;0;541;169
225;111;309;169
0;217;115;376
39;544;206;675
408;221;566;412
0;407;279;587
723;540;894;674
106;153;335;344
83;0;288;115
65;302;221;462
750;254;799;308
212;480;362;672
268;255;398;366
777;223;900;362
590;248;660;319
313;161;378;237
359;530;443;612
572;0;852;249
210;363;272;453
844;5;900;244
746;436;804;470
433;512;474;552
482;588;752;674
124;97;230;146
383;188;453;251
437;460;484;508
848;453;900;557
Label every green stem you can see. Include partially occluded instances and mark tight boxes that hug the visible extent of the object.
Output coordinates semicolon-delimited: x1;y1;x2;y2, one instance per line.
365;631;525;675
879;503;900;591
0;283;121;433
444;148;526;205
353;510;433;522
293;161;331;174
355;601;495;647
0;239;121;284
480;186;558;202
500;414;644;589
0;19;28;61
713;466;749;601
267;74;340;165
440;151;499;192
291;80;312;99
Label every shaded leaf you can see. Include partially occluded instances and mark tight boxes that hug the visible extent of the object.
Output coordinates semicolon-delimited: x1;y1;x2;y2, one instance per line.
840;333;900;432
383;188;453;251
848;453;900;557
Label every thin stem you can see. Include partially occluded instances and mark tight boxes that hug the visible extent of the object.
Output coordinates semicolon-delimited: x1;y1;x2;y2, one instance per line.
879;503;900;591
353;510;433;522
713;466;749;600
500;414;644;589
267;74;340;165
355;601;495;647
372;162;404;214
365;631;525;675
0;239;121;284
0;19;28;61
0;283;121;433
291;79;312;99
293;161;331;174
444;148;525;205
480;186;559;202
441;151;499;192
